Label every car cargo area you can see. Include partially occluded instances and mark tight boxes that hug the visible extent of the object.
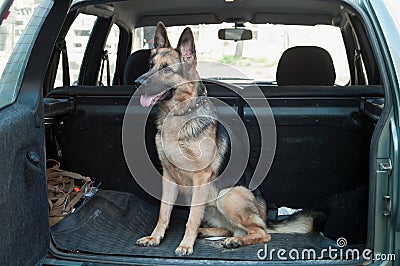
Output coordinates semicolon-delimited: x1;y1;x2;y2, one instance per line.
50;190;339;261
40;0;387;263
45;83;383;262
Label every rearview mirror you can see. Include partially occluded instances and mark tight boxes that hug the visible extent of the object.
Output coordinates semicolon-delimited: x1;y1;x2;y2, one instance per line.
218;28;252;41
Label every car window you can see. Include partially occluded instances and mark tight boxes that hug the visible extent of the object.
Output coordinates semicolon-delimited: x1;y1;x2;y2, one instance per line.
133;23;350;85
0;0;44;109
98;23;119;86
54;14;97;87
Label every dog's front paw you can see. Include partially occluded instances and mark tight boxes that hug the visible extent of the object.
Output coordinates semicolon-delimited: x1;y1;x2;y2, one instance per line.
136;236;161;247
175;245;193;256
222;237;242;249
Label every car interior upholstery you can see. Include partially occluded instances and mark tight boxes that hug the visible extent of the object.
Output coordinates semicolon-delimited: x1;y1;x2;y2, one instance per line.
276;46;336;86
123;49;151;85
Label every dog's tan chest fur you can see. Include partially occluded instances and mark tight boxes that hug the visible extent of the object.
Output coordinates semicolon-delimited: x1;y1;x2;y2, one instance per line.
156;114;218;186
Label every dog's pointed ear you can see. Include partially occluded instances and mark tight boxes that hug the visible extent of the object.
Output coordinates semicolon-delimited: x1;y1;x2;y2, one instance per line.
177;27;196;62
154;21;171;49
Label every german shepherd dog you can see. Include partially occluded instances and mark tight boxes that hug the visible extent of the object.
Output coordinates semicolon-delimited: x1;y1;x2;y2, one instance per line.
135;22;324;256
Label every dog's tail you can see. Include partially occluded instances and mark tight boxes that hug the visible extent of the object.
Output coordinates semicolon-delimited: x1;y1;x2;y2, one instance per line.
266;210;327;234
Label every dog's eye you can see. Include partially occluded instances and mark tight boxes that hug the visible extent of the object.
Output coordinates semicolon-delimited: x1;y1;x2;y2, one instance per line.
149;62;154;69
163;66;172;73
161;63;172;73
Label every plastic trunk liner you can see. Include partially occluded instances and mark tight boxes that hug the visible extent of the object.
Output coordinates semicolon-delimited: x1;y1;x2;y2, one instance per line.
51;190;342;261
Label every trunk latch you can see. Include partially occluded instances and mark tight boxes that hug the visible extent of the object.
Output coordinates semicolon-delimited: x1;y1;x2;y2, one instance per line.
383;195;391;216
378;158;392;176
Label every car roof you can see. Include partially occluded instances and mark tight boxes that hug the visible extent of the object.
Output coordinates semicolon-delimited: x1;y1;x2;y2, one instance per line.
72;0;361;28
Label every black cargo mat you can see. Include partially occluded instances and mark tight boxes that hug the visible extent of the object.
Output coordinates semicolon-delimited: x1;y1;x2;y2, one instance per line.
51;190;342;261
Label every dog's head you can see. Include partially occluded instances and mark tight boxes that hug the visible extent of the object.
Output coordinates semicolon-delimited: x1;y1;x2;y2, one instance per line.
136;22;202;109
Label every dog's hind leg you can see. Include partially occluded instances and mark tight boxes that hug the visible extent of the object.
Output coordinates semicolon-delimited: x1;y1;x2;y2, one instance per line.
198;227;232;238
216;186;271;248
136;175;178;247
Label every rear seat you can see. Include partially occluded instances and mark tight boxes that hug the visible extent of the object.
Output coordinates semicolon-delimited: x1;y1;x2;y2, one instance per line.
122;46;336;87
48;45;383;209
123;49;151;85
276;46;336;86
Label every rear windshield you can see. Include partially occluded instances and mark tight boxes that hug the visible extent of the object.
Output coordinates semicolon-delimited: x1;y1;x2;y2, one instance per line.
133;23;350;85
0;0;43;109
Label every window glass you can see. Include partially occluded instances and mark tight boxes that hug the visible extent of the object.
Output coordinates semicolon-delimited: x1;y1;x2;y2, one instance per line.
134;23;350;85
98;24;119;86
0;0;45;109
54;14;97;87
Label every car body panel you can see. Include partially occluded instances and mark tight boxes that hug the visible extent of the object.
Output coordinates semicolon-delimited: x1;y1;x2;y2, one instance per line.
363;0;400;264
0;0;71;265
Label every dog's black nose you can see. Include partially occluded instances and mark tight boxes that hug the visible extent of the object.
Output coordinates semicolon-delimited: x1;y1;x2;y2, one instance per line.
135;75;146;87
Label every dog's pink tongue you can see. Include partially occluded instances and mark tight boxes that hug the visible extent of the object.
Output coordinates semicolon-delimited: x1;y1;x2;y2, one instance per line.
140;94;155;107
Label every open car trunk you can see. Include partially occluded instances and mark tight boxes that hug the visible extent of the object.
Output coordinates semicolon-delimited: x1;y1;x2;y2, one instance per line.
44;83;383;263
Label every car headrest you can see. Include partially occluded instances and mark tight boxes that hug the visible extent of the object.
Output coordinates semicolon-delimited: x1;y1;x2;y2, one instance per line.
276;46;336;86
123;49;151;85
